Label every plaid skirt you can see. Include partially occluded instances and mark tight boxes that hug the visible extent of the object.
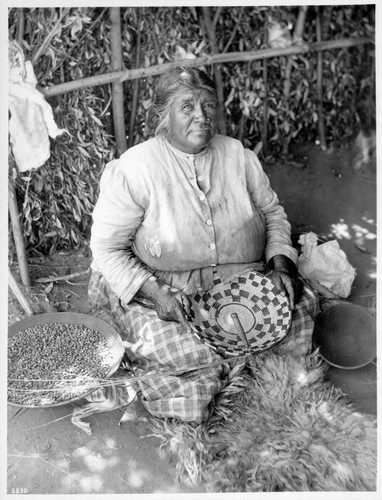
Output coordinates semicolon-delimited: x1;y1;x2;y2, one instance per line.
88;270;319;423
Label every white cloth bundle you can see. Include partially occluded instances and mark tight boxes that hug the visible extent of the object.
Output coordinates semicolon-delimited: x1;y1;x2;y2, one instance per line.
297;232;356;299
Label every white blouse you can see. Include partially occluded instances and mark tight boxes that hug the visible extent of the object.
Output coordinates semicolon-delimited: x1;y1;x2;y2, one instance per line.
90;134;297;304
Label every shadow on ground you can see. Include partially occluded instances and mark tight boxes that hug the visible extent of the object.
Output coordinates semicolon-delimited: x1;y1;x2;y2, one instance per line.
7;143;377;494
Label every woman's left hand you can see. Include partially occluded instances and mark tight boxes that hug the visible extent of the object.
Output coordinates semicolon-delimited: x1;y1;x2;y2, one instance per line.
267;269;296;308
266;255;302;309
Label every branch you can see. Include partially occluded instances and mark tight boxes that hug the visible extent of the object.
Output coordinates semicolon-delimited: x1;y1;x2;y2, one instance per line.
212;6;223;28
34;269;90;283
283;6;309;98
40;7;108;83
262;17;269;156
201;6;226;134
9;269;34;316
31;8;70;65
223;7;245;54
17;8;25;45
128;9;143;148
316;6;327;150
293;5;309;44
282;5;309;154
42;37;371;97
8;181;31;287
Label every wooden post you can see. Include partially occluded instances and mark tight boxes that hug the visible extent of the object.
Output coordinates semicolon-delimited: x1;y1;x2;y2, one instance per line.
109;7;127;157
316;6;327;150
17;8;25;45
8;180;31;287
262;17;269;157
128;8;143;149
8;268;34;316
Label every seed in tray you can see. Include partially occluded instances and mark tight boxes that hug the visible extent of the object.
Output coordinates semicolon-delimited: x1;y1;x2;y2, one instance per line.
8;322;115;406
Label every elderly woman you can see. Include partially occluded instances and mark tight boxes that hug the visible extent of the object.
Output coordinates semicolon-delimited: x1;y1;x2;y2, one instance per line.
89;66;319;423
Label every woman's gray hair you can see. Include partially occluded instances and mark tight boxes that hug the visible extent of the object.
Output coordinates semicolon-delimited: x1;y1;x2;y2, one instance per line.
147;66;219;136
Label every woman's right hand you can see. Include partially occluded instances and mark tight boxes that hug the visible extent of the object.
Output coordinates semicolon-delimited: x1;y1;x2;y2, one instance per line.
153;286;192;332
137;277;192;332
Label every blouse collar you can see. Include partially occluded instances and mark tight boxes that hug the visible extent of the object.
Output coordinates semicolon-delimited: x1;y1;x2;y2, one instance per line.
160;135;211;160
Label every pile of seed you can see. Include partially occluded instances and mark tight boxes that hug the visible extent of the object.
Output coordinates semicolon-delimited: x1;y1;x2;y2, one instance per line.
8;322;115;406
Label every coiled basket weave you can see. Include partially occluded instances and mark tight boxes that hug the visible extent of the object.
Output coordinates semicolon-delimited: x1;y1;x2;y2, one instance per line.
189;270;292;356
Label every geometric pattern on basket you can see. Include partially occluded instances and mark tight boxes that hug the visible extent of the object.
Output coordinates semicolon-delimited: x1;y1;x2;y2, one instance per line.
189;270;292;357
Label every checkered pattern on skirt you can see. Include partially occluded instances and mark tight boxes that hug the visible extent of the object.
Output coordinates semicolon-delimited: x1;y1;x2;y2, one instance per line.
88;270;319;423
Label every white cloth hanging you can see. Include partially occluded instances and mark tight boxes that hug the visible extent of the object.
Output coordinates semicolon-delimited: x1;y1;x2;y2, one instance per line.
8;40;68;172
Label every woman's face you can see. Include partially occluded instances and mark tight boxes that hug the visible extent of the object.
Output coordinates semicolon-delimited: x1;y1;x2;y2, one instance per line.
167;88;219;154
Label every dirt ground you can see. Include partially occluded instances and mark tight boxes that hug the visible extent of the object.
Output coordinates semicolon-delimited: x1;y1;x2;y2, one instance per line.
7;142;377;494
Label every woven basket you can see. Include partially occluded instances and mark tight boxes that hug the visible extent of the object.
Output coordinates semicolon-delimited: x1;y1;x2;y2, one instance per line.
8;312;125;408
189;270;292;356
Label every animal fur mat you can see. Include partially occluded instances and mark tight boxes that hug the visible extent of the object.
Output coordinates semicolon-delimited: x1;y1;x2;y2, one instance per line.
149;349;377;492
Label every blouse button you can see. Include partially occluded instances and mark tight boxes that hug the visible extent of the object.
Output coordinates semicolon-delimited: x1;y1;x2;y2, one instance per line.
197;176;203;181
199;194;205;201
206;219;212;225
210;243;216;250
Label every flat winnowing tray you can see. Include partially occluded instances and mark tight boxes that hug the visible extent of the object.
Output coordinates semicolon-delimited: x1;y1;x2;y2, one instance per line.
8;312;125;408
